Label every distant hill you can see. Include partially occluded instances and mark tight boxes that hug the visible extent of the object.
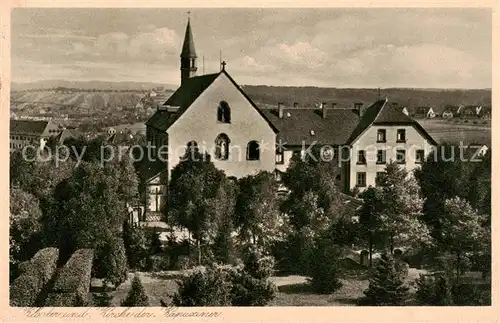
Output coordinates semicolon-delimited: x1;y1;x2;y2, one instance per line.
11;80;179;92
241;85;492;109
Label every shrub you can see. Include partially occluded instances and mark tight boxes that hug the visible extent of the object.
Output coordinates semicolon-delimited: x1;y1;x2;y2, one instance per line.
94;235;128;287
45;292;91;307
230;270;276;306
148;230;163;254
452;283;490;306
360;254;409;306
415;274;453;305
120;275;150;307
146;254;171;272
10;275;42;307
9;248;59;307
172;265;233;306
123;224;149;269
307;239;343;294
53;249;94;294
92;291;114;307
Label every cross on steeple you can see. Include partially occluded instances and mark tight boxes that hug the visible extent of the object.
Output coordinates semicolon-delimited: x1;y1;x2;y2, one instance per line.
187;11;191;19
221;61;227;71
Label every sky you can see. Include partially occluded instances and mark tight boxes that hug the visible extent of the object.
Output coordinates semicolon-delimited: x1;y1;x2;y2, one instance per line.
11;8;492;88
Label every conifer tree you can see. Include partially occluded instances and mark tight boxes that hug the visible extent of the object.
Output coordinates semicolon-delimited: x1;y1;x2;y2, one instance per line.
120;275;150;307
361;254;409;306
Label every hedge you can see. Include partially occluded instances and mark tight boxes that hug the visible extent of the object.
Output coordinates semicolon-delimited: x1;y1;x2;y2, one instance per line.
52;249;94;294
10;248;59;307
45;292;90;307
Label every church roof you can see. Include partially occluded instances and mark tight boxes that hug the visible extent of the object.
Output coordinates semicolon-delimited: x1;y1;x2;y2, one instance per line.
146;70;278;133
181;19;197;58
261;108;360;146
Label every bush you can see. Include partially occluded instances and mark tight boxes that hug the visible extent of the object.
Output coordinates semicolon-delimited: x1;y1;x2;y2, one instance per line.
120;275;150;307
123;224;149;269
415;274;453;305
172;265;233;306
9;248;59;307
146;254;171;272
307;239;343;294
148;230;163;254
230;270;276;306
452;283;490;306
45;292;91;307
10;275;42;307
94;235;128;287
360;254;409;306
92;291;114;307
53;249;94;294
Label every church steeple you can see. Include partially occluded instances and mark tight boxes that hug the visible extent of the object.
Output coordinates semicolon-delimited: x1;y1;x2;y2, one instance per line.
180;15;198;85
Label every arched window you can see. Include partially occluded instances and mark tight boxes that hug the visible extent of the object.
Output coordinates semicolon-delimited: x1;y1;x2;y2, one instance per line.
215;133;230;160
217;101;231;123
247;140;260;160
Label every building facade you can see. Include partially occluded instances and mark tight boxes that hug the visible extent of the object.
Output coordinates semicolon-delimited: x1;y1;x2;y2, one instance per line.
142;18;437;214
10;120;61;152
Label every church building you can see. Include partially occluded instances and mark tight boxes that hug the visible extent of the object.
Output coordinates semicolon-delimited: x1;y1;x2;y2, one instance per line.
142;18;437;217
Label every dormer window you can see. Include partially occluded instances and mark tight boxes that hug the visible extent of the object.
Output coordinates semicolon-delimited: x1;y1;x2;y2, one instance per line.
217;101;231;123
310;130;315;136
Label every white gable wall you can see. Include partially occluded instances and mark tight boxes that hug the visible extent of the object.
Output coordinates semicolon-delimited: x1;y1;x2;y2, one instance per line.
167;73;276;179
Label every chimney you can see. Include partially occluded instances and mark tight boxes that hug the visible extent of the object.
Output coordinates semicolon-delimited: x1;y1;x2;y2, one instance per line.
354;102;363;117
293;102;299;108
331;103;337;109
322;102;327;119
278;102;284;119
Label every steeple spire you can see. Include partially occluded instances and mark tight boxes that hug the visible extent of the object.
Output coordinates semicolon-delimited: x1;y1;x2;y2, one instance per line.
180;14;198;85
181;14;197;59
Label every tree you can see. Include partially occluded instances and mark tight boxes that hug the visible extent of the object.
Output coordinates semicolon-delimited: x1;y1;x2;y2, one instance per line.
10;189;43;265
357;187;386;266
280;150;344;273
93;233;129;288
234;171;285;249
361;254;409;306
120;275;150;307
47;160;137;260
168;148;226;265
414;145;475;241
366;162;432;254
122;223;149;269
307;236;343;294
415;274;453;306
441;197;489;280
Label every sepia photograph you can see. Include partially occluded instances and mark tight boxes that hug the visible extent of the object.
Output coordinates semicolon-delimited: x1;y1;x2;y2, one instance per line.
7;6;493;312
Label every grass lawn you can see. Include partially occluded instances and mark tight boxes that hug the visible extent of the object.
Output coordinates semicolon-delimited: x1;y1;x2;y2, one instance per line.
104;268;429;307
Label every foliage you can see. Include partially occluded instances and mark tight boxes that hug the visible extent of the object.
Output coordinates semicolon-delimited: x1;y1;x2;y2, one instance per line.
52;249;94;294
414;145;476;241
47;160;138;259
441;197;489;279
451;283;491;306
168;148;228;264
45;292;91;307
9;248;59;307
307;237;343;294
122;223;149;270
93;234;128;288
172;265;233;306
120;275;150;307
234;171;285;250
93;291;114;307
360;162;432;254
415;274;453;306
10;188;43;266
361;254;409;306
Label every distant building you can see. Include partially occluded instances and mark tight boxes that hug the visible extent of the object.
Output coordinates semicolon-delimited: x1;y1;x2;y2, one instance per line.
457;105;482;118
10;119;61;152
478;106;491;119
411;106;436;119
441;107;455;118
401;107;409;116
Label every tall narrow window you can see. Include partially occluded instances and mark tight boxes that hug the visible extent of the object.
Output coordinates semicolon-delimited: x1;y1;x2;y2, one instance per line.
415;149;425;164
376;150;386;164
215;133;230;160
375;172;385;186
377;129;386;142
357;150;366;164
356;172;366;187
396;149;406;164
276;149;284;164
217;101;231;123
247;141;260;160
184;140;199;159
397;129;406;142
